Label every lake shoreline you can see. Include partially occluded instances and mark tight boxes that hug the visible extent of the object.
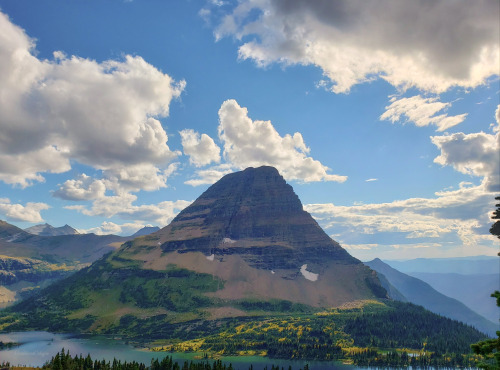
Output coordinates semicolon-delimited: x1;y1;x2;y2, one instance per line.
0;331;355;369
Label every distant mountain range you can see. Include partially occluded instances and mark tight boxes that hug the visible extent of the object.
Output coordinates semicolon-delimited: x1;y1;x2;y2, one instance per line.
0;220;127;264
366;258;497;336
0;220;131;307
409;271;499;324
24;223;79;236
383;256;499;324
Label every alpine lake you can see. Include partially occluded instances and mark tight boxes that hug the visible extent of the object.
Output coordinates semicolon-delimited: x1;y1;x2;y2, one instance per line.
0;331;357;370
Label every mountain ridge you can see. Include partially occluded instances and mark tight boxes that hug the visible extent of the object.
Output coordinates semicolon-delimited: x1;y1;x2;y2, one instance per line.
24;223;79;236
408;271;499;324
365;258;497;336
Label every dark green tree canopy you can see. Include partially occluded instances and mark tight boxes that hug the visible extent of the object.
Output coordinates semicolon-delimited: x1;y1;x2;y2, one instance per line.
489;196;500;239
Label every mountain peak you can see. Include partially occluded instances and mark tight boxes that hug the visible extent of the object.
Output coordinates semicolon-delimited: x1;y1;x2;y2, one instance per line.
131;166;359;272
24;223;79;236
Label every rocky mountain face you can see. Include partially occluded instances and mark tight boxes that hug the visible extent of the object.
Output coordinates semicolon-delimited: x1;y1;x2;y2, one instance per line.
127;166;360;271
119;167;387;308
24;223;79;236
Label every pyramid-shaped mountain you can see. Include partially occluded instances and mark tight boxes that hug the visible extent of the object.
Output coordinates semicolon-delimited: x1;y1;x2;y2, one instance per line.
135;166;357;270
5;167;386;334
119;166;386;306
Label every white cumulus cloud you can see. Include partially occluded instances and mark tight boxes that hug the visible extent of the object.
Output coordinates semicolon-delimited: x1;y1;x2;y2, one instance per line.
431;105;500;192
0;198;50;223
184;164;234;186
0;11;184;189
217;99;347;183
53;174;106;201
305;180;497;259
180;129;221;167
213;0;499;93
80;221;154;236
381;95;468;132
66;193;191;226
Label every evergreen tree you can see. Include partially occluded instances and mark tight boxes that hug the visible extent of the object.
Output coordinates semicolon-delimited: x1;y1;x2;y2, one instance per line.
489;196;500;239
470;196;500;370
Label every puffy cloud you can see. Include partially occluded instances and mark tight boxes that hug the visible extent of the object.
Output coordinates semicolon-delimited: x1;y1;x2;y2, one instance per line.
0;198;50;223
318;105;500;259
305;181;497;259
381;95;467;131
80;221;153;236
54;163;180;202
213;0;499;93
184;164;235;186
431;105;500;192
66;193;191;226
0;11;184;188
180;129;221;167
0;146;71;188
53;174;106;201
103;163;179;194
217;99;347;183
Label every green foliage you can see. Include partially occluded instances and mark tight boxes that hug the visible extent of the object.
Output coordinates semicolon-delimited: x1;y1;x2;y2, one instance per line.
3;255;224;332
42;348;308;370
470;196;500;370
118;266;221;312
343;301;487;353
0;340;18;349
195;315;347;360
232;299;313;313
471;292;500;369
349;348;483;367
150;301;486;362
489;196;500;239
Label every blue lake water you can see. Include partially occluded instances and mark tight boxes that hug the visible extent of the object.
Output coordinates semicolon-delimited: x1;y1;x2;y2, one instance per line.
0;331;357;369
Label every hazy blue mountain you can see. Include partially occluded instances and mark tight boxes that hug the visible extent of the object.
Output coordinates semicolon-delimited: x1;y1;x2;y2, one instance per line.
384;256;498;275
375;272;407;302
131;226;160;237
0;219;130;306
1;220;127;264
24;223;79;236
366;258;497;336
409;272;499;324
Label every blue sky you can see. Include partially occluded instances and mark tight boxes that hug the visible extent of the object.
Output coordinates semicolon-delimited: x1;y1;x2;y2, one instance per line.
0;0;498;260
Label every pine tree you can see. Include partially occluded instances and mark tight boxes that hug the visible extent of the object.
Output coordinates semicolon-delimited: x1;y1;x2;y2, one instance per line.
470;196;500;369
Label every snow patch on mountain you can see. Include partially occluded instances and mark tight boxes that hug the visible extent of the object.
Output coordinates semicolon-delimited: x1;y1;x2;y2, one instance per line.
300;264;318;281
